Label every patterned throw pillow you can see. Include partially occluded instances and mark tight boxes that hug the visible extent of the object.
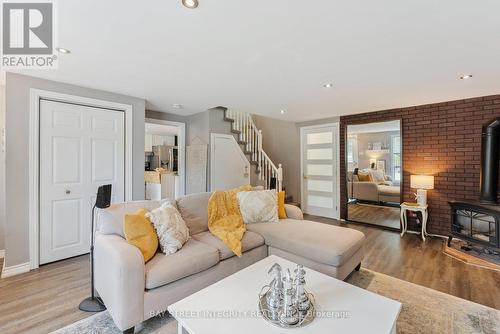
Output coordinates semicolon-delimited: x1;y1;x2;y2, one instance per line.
237;190;279;224
146;201;190;255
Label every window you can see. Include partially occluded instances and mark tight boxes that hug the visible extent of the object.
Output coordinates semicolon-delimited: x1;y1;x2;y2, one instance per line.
347;140;354;163
347;135;358;171
391;135;401;182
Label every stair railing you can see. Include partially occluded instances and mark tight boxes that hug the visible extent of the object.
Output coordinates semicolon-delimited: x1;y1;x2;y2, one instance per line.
225;110;283;192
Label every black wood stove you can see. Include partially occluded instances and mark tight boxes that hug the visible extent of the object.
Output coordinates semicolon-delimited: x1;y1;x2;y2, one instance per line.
448;118;500;252
448;201;499;251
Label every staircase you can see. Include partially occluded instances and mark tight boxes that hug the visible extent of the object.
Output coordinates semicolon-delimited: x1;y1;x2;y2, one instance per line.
222;109;283;192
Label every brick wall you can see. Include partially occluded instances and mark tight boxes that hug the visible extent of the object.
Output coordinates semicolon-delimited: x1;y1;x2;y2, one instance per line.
339;94;500;235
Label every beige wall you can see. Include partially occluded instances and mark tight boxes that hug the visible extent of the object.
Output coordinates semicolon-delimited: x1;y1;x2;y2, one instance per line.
354;131;399;175
5;73;146;267
252;115;301;203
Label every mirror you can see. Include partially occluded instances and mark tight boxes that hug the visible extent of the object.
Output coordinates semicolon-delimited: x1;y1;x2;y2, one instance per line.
346;120;402;229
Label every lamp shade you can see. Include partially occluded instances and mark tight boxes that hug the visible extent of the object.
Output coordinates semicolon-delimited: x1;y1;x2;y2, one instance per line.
410;175;434;189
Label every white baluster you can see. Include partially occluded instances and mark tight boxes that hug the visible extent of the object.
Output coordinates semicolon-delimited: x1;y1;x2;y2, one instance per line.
235;111;239;133
277;163;283;192
258;130;263;178
245;114;249;150
237;112;241;134
250;126;253;159
247;118;250;152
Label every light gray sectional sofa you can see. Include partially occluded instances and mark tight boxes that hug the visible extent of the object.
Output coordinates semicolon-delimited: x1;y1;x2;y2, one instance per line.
95;191;366;333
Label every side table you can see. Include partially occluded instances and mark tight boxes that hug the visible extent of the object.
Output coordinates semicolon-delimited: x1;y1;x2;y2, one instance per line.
400;202;429;241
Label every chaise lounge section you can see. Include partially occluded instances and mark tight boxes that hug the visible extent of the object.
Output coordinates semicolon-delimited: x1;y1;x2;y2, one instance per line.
94;191;365;332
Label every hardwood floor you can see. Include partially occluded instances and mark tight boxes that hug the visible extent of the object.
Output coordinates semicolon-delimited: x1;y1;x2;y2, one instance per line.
307;214;500;311
347;202;400;229
0;220;499;334
0;255;91;334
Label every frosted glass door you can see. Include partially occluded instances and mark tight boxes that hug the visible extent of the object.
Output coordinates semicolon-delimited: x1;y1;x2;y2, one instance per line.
301;125;339;218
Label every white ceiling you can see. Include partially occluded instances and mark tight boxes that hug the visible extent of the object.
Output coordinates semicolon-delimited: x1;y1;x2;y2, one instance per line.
8;0;500;121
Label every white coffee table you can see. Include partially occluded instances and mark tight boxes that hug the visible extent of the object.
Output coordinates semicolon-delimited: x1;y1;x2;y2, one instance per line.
168;255;401;333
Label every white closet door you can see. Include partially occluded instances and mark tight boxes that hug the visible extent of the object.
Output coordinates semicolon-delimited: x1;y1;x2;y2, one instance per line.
39;100;125;265
301;125;339;219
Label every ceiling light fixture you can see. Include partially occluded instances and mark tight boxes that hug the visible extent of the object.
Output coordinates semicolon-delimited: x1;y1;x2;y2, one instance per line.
280;110;285;114
182;0;199;9
323;83;333;88
460;74;473;80
55;47;71;54
172;104;183;109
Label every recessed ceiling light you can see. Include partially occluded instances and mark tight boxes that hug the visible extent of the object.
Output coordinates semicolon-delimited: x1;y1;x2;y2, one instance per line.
182;0;198;8
460;74;473;80
280;109;285;114
172;104;183;109
323;83;333;88
55;47;71;54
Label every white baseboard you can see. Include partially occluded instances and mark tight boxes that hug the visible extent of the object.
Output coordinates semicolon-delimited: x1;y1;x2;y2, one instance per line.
1;262;30;278
0;249;4;258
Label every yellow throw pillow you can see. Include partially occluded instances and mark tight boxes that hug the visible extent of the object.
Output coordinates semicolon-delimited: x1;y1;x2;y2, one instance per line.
357;172;372;182
278;191;287;219
124;209;158;263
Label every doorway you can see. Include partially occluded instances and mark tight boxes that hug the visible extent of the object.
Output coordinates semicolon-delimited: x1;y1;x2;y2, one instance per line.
300;124;340;219
145;118;185;200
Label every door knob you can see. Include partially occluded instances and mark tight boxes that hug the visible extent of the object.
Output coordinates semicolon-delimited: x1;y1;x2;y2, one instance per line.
65;189;71;194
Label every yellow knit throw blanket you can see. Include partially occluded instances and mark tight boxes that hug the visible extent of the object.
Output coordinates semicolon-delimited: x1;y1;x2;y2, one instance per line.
208;185;252;257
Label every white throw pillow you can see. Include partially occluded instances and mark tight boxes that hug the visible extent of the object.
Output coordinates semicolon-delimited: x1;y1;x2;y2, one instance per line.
237;190;279;224
370;170;386;184
146;201;190;255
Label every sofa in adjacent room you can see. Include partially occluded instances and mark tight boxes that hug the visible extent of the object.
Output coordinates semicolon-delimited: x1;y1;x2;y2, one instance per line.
347;169;400;203
94;191;366;332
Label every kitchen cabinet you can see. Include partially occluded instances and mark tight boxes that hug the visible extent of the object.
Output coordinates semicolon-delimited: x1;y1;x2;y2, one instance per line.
145;171;179;200
145;134;176;151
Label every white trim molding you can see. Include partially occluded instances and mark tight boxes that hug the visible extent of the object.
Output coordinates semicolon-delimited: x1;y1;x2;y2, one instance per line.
145;118;186;196
1;262;30;279
29;89;134;270
0;249;5;258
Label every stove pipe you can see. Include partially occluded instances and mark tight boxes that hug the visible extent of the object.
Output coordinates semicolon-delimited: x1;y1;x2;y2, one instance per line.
480;118;500;204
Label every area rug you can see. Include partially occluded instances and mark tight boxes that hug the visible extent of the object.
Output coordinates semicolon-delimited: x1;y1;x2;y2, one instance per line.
52;268;500;334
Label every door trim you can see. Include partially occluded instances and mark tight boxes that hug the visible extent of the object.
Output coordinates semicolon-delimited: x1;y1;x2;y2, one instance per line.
210;133;250;192
299;122;340;219
29;89;133;270
145;118;186;196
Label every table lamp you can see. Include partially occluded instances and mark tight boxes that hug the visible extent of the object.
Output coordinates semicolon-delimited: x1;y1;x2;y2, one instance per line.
410;175;434;206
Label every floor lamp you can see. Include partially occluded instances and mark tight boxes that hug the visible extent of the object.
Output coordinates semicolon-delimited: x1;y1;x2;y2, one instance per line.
79;184;112;312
